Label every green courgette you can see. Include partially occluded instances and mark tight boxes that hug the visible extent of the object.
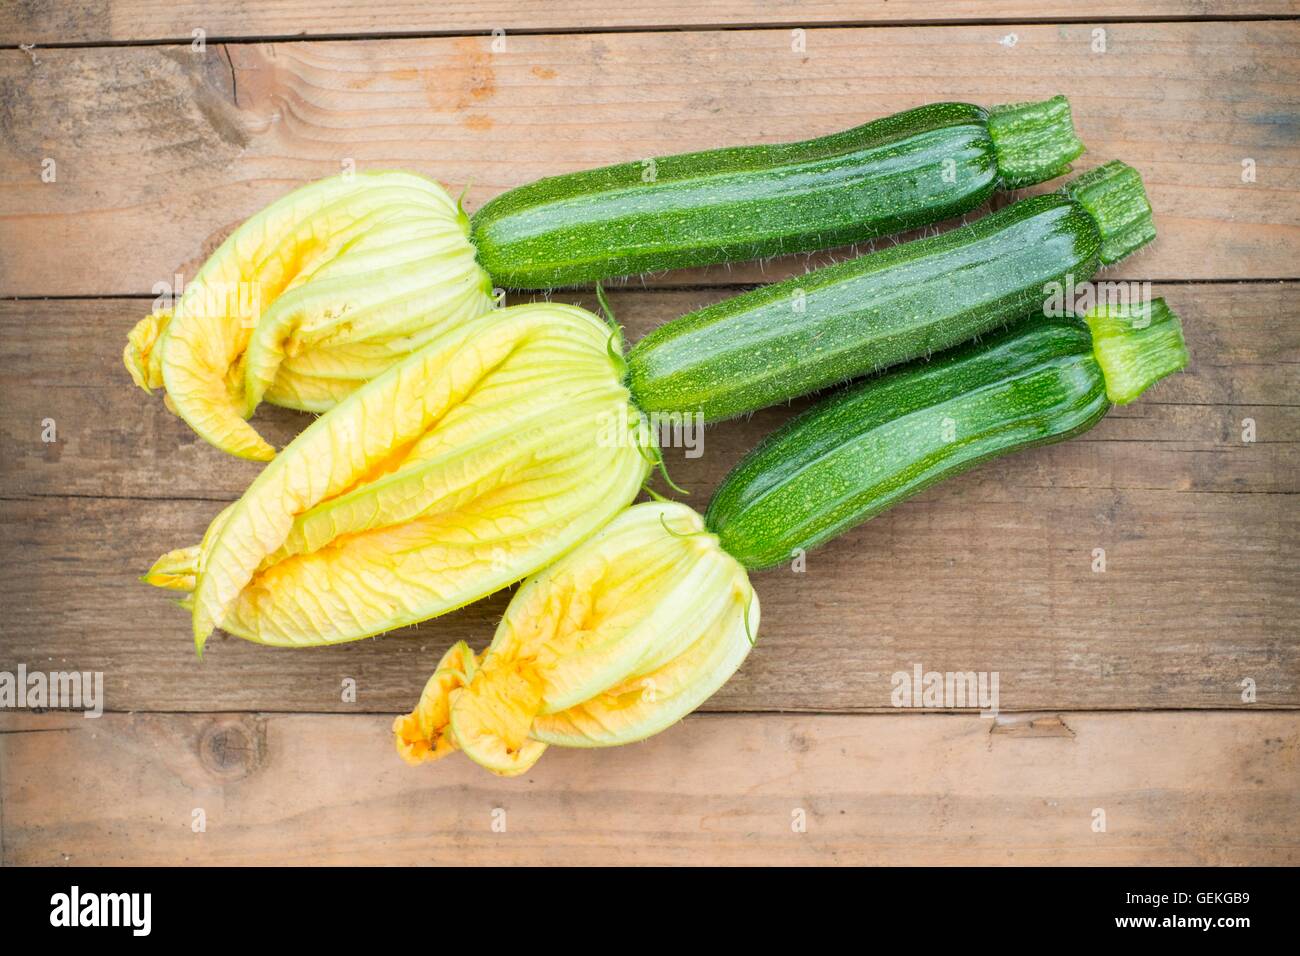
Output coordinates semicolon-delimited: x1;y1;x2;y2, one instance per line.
627;160;1156;423
390;297;1189;777
125;97;1084;463
706;300;1189;570
471;96;1084;288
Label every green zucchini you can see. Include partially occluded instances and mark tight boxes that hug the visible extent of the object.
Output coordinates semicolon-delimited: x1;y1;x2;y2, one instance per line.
705;300;1189;571
471;96;1083;288
388;300;1188;775
627;160;1155;423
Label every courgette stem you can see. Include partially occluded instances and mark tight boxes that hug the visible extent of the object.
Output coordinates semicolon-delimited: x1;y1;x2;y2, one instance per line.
1085;298;1189;404
1060;160;1158;265
987;95;1086;189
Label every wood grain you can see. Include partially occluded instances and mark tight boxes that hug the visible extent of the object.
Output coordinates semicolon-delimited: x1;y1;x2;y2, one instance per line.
3;284;1296;500
3;483;1294;714
4;3;1294;46
2;281;1296;717
3;710;1296;865
2;22;1298;296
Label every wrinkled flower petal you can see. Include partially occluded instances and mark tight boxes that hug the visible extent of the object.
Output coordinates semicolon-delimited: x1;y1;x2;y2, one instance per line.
409;502;757;776
125;171;494;461
394;641;480;765
148;303;651;653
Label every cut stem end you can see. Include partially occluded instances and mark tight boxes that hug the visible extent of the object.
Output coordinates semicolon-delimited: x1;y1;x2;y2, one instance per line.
988;94;1086;190
1063;160;1157;265
1085;298;1188;405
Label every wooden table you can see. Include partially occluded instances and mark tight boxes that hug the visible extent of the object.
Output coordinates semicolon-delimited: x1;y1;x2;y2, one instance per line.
1;2;1297;866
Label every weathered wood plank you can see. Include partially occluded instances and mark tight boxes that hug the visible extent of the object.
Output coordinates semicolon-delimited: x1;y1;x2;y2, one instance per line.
1;483;1294;714
2;284;1295;500
4;3;1294;46
2;710;1296;865
1;282;1295;714
2;23;1297;296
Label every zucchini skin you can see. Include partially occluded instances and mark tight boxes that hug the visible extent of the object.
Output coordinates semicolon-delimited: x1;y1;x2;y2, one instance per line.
471;103;1001;288
628;193;1101;422
705;318;1110;571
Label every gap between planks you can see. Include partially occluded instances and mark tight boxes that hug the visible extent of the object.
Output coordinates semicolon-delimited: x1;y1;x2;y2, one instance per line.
3;0;1298;48
5;14;1300;51
4;707;1296;718
6;276;1300;303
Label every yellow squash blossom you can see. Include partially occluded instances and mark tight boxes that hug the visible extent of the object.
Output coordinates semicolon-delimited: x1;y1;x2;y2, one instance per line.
125;171;495;461
394;502;757;776
146;303;652;653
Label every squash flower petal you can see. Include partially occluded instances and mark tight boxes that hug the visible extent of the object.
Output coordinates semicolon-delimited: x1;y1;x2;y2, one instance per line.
394;641;480;766
149;303;652;653
409;502;757;776
124;171;494;461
